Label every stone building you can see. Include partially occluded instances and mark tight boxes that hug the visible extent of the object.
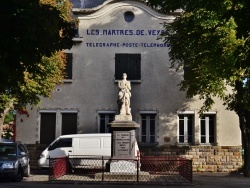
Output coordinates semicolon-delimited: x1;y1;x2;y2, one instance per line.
16;0;242;172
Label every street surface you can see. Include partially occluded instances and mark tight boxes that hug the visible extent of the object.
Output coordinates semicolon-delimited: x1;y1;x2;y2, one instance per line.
0;172;250;187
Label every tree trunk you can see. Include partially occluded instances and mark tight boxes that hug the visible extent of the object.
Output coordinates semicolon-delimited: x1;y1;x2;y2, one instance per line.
239;110;250;177
235;80;250;176
243;134;250;177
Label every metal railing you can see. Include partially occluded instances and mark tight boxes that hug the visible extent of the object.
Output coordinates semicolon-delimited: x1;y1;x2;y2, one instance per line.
48;155;192;184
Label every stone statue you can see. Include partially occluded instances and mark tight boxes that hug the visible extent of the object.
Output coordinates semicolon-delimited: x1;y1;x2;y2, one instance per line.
118;73;131;115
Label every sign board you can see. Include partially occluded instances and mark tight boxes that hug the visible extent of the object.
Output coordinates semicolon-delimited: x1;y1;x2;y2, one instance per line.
114;131;134;158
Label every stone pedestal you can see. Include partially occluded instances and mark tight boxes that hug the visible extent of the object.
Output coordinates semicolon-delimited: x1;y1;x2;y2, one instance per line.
108;115;140;172
115;115;132;121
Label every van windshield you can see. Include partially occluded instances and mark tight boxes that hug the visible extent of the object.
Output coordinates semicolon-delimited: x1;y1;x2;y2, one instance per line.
49;138;72;150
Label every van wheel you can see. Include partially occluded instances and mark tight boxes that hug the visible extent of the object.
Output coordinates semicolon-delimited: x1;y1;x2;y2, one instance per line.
12;167;24;182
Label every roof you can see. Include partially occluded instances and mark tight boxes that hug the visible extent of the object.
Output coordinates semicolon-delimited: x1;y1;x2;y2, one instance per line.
70;0;107;9
59;133;111;138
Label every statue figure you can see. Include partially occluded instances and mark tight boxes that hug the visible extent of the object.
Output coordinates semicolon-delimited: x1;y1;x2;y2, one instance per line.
118;73;131;115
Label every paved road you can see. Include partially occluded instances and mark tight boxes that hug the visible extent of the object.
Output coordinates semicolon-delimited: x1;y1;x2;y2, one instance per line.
0;172;250;187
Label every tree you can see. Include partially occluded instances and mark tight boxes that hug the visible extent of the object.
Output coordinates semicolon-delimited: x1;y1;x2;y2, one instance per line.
0;0;75;141
2;111;15;140
145;0;250;176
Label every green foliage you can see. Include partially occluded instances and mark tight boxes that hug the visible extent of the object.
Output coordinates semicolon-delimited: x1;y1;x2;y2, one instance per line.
0;0;75;142
2;112;14;139
146;0;250;114
17;51;66;107
3;111;14;125
0;0;74;112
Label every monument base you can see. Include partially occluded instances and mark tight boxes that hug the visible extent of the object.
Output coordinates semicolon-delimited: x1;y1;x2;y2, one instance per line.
108;115;140;173
109;120;140;129
110;160;138;173
115;114;132;121
95;171;150;181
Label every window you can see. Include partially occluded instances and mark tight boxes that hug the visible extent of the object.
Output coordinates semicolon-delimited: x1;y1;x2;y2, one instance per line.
18;145;25;153
49;138;72;150
115;53;141;81
98;112;115;133
40;113;56;145
64;53;73;80
200;114;216;144
71;22;79;37
178;114;194;144
39;110;78;145
183;59;192;80
61;113;77;135
140;113;157;143
124;11;135;22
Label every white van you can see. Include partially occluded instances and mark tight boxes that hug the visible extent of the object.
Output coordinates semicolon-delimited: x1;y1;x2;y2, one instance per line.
38;133;139;168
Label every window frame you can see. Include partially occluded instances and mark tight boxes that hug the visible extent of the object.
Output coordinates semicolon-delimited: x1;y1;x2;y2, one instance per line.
139;111;157;144
97;111;116;133
199;112;216;145
115;53;141;82
38;110;78;144
63;53;73;82
60;111;78;135
39;111;56;145
177;111;194;145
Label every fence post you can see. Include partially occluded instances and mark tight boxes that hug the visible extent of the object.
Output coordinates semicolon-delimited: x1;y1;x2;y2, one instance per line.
48;156;51;181
190;160;193;183
137;159;139;182
102;156;104;181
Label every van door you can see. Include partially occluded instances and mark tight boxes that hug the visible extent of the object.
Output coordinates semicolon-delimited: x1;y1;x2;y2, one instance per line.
46;138;73;166
72;137;111;156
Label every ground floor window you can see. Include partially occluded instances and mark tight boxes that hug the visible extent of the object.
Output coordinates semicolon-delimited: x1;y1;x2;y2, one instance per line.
39;110;78;145
40;112;56;145
200;114;216;144
61;113;77;135
178;114;194;144
98;112;115;133
140;112;157;143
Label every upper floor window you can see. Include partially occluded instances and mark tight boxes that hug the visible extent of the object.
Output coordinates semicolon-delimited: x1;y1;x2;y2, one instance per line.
178;114;194;144
115;53;141;81
64;53;73;80
72;22;79;37
200;114;216;144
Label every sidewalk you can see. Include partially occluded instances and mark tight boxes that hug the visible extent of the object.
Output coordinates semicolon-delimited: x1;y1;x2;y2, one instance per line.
25;171;250;187
192;172;250;187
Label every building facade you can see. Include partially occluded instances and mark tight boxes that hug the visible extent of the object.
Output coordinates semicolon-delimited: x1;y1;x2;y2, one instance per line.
16;0;242;172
